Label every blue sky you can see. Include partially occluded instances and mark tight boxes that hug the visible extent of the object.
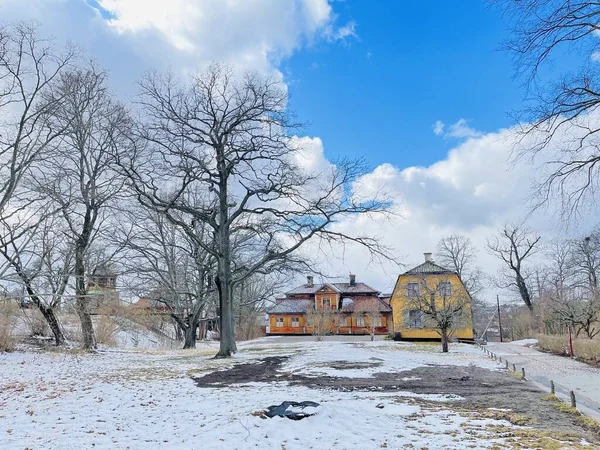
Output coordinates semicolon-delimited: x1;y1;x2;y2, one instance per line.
0;0;595;294
285;1;522;167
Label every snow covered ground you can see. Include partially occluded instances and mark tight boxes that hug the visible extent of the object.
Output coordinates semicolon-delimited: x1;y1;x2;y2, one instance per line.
0;339;596;449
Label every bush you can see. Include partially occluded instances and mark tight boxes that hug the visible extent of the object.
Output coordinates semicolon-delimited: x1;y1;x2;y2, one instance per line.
95;315;120;347
573;338;600;364
537;334;600;363
22;309;50;337
537;334;569;356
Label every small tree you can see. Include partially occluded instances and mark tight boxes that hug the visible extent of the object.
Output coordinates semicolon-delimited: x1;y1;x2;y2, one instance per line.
487;224;541;312
305;308;334;341
355;303;383;341
408;277;470;352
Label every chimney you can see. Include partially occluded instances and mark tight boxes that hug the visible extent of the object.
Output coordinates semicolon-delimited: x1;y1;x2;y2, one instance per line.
424;252;433;262
307;275;314;287
349;274;356;286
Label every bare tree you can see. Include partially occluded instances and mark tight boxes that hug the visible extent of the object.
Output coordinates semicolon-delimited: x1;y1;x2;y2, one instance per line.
234;274;283;341
305;308;333;341
120;64;393;357
354;302;384;341
35;66;131;350
407;276;470;352
0;212;71;345
0;23;75;217
497;1;600;218
543;234;600;339
119;203;216;349
436;235;483;296
487;224;541;311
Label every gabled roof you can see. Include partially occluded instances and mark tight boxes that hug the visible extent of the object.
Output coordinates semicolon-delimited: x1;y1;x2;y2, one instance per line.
403;260;455;275
268;299;313;314
316;283;341;293
340;296;392;313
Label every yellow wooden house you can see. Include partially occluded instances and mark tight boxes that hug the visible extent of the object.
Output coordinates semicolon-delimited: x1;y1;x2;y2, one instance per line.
390;253;474;341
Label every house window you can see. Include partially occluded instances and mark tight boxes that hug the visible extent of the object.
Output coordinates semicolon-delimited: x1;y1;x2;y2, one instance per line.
438;281;452;297
291;317;300;328
322;297;331;308
408;310;422;328
372;315;382;327
407;283;419;298
344;316;351;327
356;316;365;327
275;317;284;328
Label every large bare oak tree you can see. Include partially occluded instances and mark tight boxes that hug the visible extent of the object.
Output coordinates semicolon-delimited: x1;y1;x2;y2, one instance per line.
121;64;392;357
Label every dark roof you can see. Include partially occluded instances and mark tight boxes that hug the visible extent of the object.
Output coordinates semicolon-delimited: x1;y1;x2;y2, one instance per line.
332;282;378;294
286;281;378;295
403;260;455;275
268;299;312;314
93;263;117;278
340;296;392;313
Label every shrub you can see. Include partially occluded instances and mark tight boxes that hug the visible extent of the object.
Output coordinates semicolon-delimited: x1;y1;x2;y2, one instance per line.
536;334;568;356
22;309;50;337
572;338;600;364
95;315;120;347
537;334;600;363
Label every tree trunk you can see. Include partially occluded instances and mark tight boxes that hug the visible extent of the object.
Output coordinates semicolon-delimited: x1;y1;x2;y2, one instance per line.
38;304;64;346
441;329;449;353
25;288;65;346
183;322;197;349
370;329;375;341
516;273;533;311
75;248;96;350
215;162;237;358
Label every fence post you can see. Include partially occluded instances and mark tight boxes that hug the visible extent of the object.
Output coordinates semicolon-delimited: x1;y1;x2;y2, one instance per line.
505;360;509;369
570;391;576;408
512;364;516;372
521;367;525;379
550;380;555;395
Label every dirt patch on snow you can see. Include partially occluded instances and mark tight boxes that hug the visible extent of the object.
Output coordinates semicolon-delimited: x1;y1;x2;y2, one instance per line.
191;356;600;443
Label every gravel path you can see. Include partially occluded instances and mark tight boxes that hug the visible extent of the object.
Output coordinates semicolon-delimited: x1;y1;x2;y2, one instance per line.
487;341;600;419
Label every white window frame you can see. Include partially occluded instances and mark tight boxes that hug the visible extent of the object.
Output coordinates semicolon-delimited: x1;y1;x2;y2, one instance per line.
356;316;365;327
322;297;332;308
407;283;419;298
291;317;300;328
438;281;452;297
275;317;284;328
408;310;422;328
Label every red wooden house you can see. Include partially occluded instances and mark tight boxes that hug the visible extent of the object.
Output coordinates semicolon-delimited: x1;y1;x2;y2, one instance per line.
267;275;392;335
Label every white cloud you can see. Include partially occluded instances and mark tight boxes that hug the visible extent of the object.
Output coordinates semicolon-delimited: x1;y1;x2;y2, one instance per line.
433;120;445;136
325;20;357;42
0;0;350;85
446;118;482;139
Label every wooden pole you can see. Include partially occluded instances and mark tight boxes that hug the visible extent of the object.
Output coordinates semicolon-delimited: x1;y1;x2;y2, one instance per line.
521;367;525;379
570;391;576;408
497;295;503;342
550;380;555;394
567;324;574;358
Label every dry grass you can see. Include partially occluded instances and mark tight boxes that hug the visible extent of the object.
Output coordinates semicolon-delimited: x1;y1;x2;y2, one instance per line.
537;334;600;363
543;392;600;435
95;315;120;347
0;313;16;352
21;308;50;337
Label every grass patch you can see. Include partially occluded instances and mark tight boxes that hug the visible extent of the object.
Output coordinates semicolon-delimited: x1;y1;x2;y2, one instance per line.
543;392;600;435
509;371;524;381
